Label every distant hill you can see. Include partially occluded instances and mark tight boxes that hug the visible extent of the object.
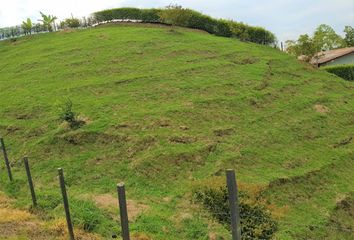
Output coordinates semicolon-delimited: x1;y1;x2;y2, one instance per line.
0;24;353;239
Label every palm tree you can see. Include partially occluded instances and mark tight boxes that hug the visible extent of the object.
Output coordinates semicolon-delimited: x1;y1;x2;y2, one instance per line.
38;12;57;32
22;18;33;35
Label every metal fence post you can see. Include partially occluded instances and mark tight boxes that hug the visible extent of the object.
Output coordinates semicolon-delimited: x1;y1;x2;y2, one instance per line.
0;137;13;181
226;169;241;240
23;157;37;207
117;182;130;240
58;168;75;240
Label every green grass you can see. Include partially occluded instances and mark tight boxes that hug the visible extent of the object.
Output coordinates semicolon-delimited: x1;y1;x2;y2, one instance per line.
0;23;353;239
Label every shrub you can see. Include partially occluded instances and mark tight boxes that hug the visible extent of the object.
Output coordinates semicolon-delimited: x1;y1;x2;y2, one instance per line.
159;6;232;37
141;9;161;22
158;5;190;26
92;7;275;45
93;8;161;23
4;179;23;197
323;64;354;81
58;99;84;129
94;8;143;22
227;21;276;45
62;18;80;28
70;199;106;232
192;179;277;239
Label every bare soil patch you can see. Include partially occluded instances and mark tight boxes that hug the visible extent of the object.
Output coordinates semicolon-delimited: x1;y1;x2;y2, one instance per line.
314;104;330;113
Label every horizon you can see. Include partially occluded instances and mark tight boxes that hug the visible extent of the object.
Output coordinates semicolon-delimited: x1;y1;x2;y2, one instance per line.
0;0;353;42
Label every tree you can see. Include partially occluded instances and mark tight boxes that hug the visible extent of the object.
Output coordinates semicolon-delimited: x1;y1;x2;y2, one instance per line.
313;24;344;50
286;24;346;60
286;34;317;60
61;17;80;28
159;5;190;26
22;18;33;35
38;12;57;32
344;26;354;47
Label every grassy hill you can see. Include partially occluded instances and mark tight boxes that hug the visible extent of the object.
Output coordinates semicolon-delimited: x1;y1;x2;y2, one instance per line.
0;24;353;239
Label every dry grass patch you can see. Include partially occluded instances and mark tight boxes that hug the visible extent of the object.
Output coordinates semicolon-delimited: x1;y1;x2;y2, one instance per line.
314;104;330;113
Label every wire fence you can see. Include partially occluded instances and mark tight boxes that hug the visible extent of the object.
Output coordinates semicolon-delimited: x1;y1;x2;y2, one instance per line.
0;16;97;41
0;136;353;240
0;17;157;41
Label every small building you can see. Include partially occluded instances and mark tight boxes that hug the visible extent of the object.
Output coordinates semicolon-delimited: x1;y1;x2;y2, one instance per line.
311;47;354;67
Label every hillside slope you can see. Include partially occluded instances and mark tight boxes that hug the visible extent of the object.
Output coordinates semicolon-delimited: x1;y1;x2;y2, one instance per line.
0;24;353;239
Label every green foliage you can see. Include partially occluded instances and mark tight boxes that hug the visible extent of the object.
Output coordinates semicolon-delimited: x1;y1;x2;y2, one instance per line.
158;5;190;26
93;7;275;44
36;192;62;210
193;183;277;239
59;99;76;123
33;23;45;33
95;8;147;22
323;64;354;81
343;26;354;47
4;180;23;197
0;24;353;239
61;18;80;28
58;99;84;129
159;7;232;37
39;12;57;32
70;199;108;232
21;18;33;35
141;9;162;22
286;34;317;59
313;24;344;50
286;24;347;59
227;21;276;44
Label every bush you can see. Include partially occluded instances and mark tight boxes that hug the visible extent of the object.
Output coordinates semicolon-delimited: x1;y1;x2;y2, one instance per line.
158;6;190;26
141;9;162;22
193;179;277;239
227;21;276;45
92;7;275;45
159;7;232;37
58;99;84;129
70;199;106;232
61;18;80;28
94;8;142;22
323;64;354;81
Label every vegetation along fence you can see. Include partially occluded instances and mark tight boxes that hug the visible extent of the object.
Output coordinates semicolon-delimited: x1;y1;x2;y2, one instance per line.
1;6;276;46
0;137;242;240
323;64;354;81
93;7;276;45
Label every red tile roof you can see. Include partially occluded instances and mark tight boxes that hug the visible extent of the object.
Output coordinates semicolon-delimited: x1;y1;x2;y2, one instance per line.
311;47;354;65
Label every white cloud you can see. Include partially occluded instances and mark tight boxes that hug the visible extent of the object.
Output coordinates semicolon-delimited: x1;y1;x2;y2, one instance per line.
0;0;353;42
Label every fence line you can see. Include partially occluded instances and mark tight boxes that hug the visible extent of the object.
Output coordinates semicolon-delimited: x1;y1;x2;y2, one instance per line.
0;136;245;239
117;183;130;240
2;137;352;239
226;169;241;240
23;157;37;207
0;18;152;41
0;137;13;181
58;168;75;240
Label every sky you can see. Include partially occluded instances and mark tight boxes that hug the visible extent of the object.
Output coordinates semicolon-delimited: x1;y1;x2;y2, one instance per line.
0;0;353;42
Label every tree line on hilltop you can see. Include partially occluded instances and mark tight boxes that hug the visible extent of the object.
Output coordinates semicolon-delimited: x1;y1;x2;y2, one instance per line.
93;5;277;45
0;5;277;46
0;13;95;40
